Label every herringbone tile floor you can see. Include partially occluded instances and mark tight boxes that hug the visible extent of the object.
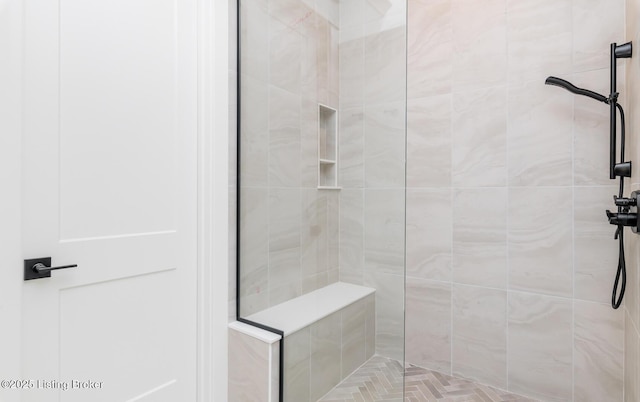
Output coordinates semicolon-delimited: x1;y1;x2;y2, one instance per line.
318;356;539;402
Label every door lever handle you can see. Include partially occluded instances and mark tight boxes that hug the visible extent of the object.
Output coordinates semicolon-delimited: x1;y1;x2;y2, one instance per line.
24;257;77;281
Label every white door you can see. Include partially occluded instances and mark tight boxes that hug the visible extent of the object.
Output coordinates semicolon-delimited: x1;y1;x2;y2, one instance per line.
20;0;197;401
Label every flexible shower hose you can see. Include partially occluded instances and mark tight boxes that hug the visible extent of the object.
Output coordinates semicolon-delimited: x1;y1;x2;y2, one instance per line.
612;103;626;309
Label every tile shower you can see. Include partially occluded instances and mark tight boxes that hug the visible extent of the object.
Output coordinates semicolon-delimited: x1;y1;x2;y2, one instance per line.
230;0;640;401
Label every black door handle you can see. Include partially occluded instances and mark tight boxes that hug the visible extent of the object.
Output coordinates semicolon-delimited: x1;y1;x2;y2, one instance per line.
24;257;77;281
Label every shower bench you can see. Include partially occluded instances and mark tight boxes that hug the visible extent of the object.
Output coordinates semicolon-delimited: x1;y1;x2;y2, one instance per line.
229;282;376;401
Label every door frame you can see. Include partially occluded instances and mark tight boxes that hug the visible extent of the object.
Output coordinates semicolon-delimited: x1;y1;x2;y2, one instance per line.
197;0;231;400
0;0;229;400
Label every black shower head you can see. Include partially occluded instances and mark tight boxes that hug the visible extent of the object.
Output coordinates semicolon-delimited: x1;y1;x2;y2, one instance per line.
545;76;608;103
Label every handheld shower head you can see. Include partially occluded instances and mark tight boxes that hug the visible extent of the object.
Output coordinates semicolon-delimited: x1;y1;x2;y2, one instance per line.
545;76;608;103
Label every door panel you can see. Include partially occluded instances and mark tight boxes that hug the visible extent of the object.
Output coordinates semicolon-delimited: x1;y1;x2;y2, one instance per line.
21;0;197;400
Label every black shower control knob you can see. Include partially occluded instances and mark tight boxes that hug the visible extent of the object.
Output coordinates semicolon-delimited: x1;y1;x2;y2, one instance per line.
606;210;638;227
613;195;637;207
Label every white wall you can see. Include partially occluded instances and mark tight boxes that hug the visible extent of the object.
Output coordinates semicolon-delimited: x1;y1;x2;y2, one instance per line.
0;1;22;401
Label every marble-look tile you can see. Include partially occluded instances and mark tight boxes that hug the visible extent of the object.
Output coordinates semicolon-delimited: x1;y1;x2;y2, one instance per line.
269;17;302;94
452;86;506;187
301;272;328;295
365;294;376;360
268;86;301;188
284;327;310;402
240;0;269;82
365;26;406;105
339;189;365;285
301;189;328;280
452;188;507;288
625;311;639;402
339;107;365;188
240;74;269;187
574;301;623;402
240;187;269;316
405;277;451;373
406;188;452;281
364;102;406;188
407;0;452;98
574;186;620;304
508;79;573;186
508;187;573;297
573;0;625;72
310;313;342;401
299;99;318;188
316;0;339;28
339;0;365;30
507;0;572;85
229;328;272;401
341;298;367;378
269;0;310;32
327;192;339;272
328;25;339;106
451;0;506;93
316;17;331;106
406;94;452;188
366;272;404;361
365;189;405;276
508;291;572;402
339;37;365;110
452;285;507;389
269;188;301;306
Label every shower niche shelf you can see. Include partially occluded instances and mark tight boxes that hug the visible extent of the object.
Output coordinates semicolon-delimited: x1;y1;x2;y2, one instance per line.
318;104;340;190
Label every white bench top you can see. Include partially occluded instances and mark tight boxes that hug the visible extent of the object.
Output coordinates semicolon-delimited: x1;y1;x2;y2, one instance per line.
245;282;375;336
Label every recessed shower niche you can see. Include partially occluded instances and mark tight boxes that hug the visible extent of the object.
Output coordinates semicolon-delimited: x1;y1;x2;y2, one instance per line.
318;104;338;189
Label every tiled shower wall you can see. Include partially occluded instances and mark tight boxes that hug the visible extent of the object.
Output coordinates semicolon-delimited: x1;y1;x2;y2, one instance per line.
337;0;407;361
625;0;640;400
238;0;341;317
406;0;627;401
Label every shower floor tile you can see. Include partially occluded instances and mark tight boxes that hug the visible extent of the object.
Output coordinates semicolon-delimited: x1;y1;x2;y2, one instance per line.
318;356;539;402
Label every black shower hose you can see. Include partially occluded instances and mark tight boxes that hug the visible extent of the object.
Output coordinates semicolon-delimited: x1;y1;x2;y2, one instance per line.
612;103;626;310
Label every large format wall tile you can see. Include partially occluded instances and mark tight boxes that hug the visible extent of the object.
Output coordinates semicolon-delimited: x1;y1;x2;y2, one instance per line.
341;298;367;377
240;187;269;316
269;188;301;306
574;186;620;304
240;0;268;82
366;272;404;361
625;311;639;402
405;277;451;373
365;26;406;105
406;189;452;281
572;0;625;72
452;86;506;187
508;292;572;402
509;187;573;297
507;79;573;186
506;0;572;84
407;0;452;98
365;189;405;276
269;17;302;95
452;188;507;288
451;0;506;93
229;328;275;401
240;74;269;187
339;38;365;110
574;301;623;402
340;189;365;285
268;86;301;188
310;314;342;401
452;285;507;389
339;107;365;188
364;102;406;188
284;328;311;402
407;95;452;188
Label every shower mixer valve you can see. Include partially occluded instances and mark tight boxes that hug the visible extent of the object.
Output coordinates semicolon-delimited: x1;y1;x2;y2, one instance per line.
606;191;640;233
